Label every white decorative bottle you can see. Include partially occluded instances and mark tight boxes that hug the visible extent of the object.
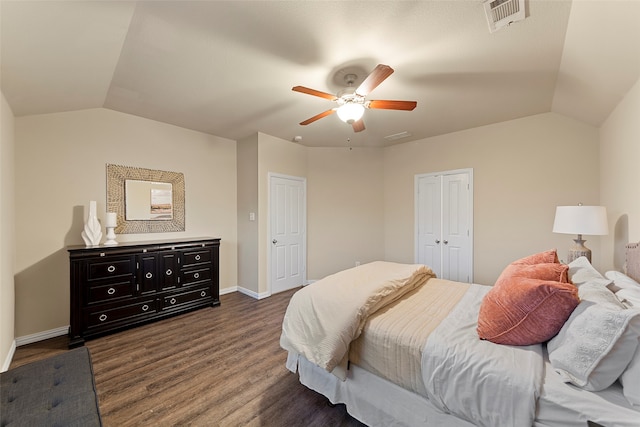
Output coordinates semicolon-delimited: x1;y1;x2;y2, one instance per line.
81;201;103;246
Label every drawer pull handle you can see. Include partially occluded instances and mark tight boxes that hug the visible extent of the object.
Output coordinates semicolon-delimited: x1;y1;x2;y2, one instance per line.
99;314;107;322
166;269;172;276
142;304;149;312
107;287;116;295
146;272;153;279
200;291;207;297
170;298;177;305
195;255;201;261
107;265;116;273
193;272;200;279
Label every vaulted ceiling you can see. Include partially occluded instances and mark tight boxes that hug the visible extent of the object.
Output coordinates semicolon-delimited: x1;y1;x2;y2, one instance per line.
1;1;639;147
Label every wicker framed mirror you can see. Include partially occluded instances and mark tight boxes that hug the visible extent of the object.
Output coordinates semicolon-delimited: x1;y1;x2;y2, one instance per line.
106;164;185;233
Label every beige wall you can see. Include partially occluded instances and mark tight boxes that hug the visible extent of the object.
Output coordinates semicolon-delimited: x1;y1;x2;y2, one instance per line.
5;79;637;360
14;108;238;338
242;113;603;288
600;77;640;272
383;112;601;285
1;93;16;370
307;147;385;280
257;132;307;295
237;134;259;293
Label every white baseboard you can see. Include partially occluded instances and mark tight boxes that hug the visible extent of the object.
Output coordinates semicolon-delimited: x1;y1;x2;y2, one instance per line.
1;340;16;372
15;326;68;347
220;285;237;295
237;286;271;300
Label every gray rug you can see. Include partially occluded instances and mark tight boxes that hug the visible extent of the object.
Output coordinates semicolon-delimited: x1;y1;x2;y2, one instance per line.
1;346;102;427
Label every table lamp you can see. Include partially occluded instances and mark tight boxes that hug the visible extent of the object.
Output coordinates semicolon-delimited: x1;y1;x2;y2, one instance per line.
552;204;608;263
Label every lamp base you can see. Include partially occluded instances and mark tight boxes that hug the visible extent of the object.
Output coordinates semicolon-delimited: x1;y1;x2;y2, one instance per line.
103;227;118;246
566;235;591;263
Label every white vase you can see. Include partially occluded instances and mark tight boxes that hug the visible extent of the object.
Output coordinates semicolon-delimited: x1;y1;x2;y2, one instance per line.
81;201;103;246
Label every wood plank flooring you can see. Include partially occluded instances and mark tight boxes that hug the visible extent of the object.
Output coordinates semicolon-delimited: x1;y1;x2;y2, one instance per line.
10;289;366;427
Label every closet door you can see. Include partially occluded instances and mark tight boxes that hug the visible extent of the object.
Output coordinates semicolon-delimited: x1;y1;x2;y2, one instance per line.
416;175;442;278
415;170;473;282
442;173;471;283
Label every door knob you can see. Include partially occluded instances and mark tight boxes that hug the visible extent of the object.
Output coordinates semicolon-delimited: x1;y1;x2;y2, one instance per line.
272;239;277;244
443;240;449;245
435;239;440;244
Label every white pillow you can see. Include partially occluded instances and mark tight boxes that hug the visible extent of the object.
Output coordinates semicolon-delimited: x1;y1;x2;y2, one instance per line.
605;270;640;290
548;282;640;391
620;341;640;406
568;257;612;288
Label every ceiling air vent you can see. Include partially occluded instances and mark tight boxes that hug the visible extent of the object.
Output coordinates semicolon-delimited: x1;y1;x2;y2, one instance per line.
483;0;526;33
384;131;412;142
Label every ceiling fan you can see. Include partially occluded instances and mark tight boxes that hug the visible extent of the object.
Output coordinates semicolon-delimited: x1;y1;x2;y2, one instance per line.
292;64;417;133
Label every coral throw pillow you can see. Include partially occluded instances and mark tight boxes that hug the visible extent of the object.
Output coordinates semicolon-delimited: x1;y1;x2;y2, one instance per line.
496;262;570;285
512;249;560;265
477;251;578;346
477;277;579;345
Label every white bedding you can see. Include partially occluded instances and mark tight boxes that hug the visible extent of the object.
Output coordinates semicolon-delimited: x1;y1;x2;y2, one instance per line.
282;260;640;426
280;261;435;377
536;347;640;427
349;277;469;396
422;284;544;427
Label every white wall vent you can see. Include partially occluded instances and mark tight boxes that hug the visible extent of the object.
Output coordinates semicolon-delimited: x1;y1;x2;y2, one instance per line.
483;0;526;33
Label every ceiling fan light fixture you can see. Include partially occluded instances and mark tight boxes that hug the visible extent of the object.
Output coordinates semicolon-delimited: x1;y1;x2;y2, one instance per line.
336;103;364;124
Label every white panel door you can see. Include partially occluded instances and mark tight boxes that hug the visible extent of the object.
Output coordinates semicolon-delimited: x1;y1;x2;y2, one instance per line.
416;175;442;278
416;170;473;282
270;175;306;294
442;173;471;282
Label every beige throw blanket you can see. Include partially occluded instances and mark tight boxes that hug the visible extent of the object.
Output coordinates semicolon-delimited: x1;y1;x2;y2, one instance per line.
280;261;436;378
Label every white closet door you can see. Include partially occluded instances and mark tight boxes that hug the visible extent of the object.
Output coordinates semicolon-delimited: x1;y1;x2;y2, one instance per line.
416;170;473;282
442;173;471;283
416;175;442;278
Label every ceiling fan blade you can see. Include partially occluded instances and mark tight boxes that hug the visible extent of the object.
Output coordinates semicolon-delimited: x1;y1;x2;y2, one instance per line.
367;100;417;111
355;64;394;96
352;119;365;133
292;86;337;101
299;109;336;125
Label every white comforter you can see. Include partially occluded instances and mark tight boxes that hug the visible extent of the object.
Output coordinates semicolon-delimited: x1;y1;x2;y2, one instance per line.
280;261;435;378
422;284;544;427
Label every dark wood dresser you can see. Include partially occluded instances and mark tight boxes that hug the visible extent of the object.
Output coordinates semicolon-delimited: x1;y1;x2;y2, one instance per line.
68;237;220;347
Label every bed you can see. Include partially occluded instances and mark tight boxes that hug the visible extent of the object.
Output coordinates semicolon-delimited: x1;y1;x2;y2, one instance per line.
280;246;640;426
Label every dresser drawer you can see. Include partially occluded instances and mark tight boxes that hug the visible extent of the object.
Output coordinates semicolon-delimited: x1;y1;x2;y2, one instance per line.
87;257;134;281
162;287;211;310
86;280;134;304
86;299;157;328
181;249;211;267
180;267;211;286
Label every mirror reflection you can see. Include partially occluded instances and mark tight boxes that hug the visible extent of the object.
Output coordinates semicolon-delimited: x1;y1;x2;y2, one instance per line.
125;180;173;221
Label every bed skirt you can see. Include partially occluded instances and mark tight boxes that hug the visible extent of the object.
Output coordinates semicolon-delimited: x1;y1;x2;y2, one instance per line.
293;352;475;427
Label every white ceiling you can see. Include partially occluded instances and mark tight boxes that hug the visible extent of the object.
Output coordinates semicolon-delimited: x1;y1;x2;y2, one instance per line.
1;1;639;148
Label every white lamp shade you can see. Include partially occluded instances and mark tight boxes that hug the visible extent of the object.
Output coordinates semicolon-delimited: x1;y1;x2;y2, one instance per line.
552;205;608;236
336;103;364;124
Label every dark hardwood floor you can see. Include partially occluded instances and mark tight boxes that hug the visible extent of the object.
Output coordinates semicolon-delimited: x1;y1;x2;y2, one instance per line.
10;289;366;427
